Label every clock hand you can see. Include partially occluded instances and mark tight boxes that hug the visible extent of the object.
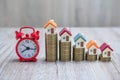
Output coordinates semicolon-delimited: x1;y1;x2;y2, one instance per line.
29;48;36;50
21;49;27;53
21;47;31;53
21;47;36;53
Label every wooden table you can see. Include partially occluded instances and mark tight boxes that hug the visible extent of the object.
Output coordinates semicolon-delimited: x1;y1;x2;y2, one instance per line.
0;27;120;80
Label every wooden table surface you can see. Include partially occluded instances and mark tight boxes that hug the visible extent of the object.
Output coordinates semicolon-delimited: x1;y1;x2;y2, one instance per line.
0;27;120;80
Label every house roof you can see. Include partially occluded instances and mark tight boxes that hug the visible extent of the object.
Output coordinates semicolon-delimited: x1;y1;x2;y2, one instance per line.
86;40;99;49
100;42;113;52
74;33;86;42
44;20;57;28
59;27;72;36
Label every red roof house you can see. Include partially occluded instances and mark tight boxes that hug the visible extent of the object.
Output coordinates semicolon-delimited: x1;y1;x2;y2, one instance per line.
100;42;113;57
59;27;72;42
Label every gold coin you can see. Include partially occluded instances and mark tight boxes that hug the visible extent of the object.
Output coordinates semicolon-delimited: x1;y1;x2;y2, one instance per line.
86;52;97;61
59;40;71;61
73;46;85;61
45;34;58;62
99;54;111;62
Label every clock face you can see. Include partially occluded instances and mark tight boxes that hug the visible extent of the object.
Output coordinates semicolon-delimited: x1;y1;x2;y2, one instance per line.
17;39;37;58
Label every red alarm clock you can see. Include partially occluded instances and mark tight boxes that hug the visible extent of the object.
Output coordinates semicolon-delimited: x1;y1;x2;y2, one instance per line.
15;26;40;62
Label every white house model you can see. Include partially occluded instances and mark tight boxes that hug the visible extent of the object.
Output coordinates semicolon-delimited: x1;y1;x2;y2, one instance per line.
59;28;72;42
44;20;57;34
74;33;86;48
86;40;99;55
100;43;113;58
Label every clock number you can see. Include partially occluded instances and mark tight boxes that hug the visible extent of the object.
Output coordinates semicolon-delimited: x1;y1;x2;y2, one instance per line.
24;54;27;57
28;54;31;57
25;40;29;43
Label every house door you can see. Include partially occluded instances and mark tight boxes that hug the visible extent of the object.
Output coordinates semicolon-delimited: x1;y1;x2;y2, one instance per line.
51;28;54;33
81;42;84;47
66;36;69;41
93;49;96;54
108;51;110;56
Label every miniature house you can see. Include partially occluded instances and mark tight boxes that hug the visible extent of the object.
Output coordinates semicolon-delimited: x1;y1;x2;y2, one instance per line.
100;43;113;58
74;33;86;48
86;40;99;55
59;28;72;42
44;20;57;34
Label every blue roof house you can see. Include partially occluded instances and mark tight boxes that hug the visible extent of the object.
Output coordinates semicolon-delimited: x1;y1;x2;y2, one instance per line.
74;33;86;48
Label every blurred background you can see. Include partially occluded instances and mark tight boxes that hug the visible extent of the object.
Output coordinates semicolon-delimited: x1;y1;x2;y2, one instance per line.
0;0;120;27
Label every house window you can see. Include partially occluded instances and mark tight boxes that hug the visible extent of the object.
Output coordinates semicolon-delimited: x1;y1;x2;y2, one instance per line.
78;42;80;45
104;52;107;55
108;51;110;56
63;37;65;39
81;42;84;47
48;29;50;32
90;49;92;52
94;49;96;54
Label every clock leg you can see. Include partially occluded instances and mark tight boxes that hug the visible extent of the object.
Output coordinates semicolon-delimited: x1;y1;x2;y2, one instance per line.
33;58;37;62
19;58;37;62
19;58;24;62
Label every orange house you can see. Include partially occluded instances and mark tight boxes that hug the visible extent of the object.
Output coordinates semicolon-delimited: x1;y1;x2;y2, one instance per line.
44;20;57;34
86;40;99;55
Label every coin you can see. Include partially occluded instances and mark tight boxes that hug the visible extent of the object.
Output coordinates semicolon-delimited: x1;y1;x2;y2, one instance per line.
73;46;85;61
86;52;97;61
59;40;71;61
45;33;58;62
99;54;111;62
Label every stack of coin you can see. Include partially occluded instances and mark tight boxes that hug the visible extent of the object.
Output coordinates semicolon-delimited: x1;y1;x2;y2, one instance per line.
45;33;57;62
86;52;97;61
99;54;111;62
73;46;85;61
59;40;71;61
